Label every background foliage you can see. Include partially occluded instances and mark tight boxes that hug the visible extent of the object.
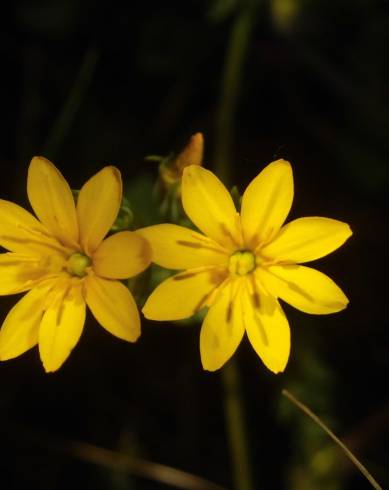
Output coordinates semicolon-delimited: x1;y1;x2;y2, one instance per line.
0;1;388;488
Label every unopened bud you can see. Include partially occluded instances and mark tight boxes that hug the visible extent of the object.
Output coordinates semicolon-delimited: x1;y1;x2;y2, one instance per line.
175;132;204;173
159;132;204;189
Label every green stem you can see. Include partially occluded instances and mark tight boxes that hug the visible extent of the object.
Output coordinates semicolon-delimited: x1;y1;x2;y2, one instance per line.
222;360;255;490
44;47;99;158
214;2;256;183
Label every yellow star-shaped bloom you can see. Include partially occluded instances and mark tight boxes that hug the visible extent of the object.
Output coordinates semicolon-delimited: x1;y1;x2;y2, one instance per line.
0;157;151;372
139;160;352;373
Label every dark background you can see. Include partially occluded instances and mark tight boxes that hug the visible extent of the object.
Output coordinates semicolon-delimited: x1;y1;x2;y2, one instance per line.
0;1;388;489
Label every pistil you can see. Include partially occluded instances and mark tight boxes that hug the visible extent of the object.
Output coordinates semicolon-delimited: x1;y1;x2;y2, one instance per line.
228;250;256;276
66;252;91;277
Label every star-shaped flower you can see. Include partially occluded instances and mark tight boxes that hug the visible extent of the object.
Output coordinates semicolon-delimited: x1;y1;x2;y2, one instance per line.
0;157;151;372
139;160;352;373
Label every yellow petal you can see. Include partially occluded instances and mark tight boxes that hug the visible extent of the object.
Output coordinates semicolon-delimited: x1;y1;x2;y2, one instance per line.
93;231;151;279
200;279;245;371
77;166;122;255
260;217;352;263
143;268;227;321
258;265;349;314
0;281;52;361
0;199;66;255
39;280;86;372
0;253;51;295
240;160;293;247
182;166;241;249
85;274;140;342
137;224;229;270
27;157;79;248
243;281;290;373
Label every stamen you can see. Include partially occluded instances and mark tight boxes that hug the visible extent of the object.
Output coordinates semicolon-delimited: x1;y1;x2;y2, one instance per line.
193;293;209;314
243;279;268;345
206;276;230;308
15;224;72;254
191;233;231;254
249;273;261;309
220;223;241;249
254;311;269;345
254;226;275;253
56;283;71;326
234;213;245;246
173;271;199;281
3;233;69;256
176;240;203;249
252;291;260;308
191;270;230;314
176;240;227;255
172;265;225;282
226;301;233;323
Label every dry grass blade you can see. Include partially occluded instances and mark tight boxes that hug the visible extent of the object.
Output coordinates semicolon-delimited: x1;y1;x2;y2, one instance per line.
66;439;227;490
282;389;383;490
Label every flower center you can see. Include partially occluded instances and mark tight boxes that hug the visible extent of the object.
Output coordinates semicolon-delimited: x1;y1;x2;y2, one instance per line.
228;250;256;276
66;252;91;278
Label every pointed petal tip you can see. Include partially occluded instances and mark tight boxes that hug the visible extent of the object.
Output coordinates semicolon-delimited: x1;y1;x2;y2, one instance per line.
271;158;291;167
201;363;218;372
127;329;141;343
263;356;288;374
270;366;285;375
141;303;180;322
28;156;56;180
264;159;292;173
28;156;62;181
200;354;221;372
338;221;353;242
105;165;121;177
141;307;154;321
42;363;58;374
30;155;55;167
41;354;65;373
92;165;123;192
334;297;349;312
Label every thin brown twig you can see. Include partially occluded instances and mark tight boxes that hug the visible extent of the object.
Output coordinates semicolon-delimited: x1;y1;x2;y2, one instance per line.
282;389;383;490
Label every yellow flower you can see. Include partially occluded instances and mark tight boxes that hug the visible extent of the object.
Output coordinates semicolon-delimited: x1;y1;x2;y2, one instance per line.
0;157;151;372
138;160;352;373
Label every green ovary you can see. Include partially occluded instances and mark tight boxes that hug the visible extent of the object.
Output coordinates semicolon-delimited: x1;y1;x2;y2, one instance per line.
66;252;91;277
228;250;256;276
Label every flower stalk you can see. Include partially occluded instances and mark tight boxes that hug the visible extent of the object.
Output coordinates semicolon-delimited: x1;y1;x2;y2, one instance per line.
222;360;255;490
214;1;257;183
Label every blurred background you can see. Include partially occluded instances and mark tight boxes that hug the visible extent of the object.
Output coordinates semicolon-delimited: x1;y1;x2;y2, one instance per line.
0;1;388;489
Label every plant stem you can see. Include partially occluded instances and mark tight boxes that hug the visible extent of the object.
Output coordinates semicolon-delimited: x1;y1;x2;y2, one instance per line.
214;2;256;183
44;46;99;158
222;360;255;490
